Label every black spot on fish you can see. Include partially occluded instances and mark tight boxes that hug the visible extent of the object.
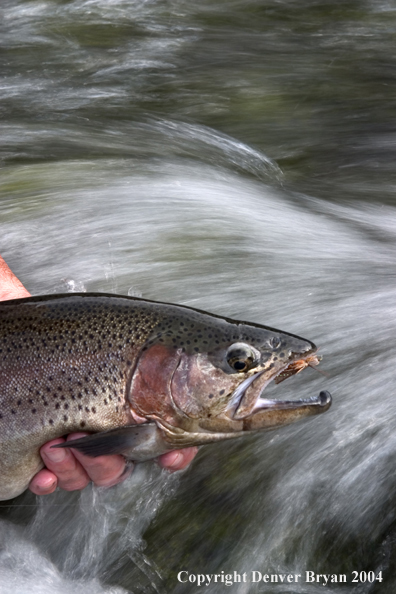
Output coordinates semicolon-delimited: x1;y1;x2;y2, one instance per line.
219;389;225;395
80;421;86;428
31;409;36;414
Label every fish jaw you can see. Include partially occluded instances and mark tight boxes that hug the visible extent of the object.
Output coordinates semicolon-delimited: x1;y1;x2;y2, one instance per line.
225;350;332;430
225;340;318;420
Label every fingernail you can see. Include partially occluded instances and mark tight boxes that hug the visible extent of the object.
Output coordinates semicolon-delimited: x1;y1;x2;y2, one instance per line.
40;480;57;494
45;446;67;463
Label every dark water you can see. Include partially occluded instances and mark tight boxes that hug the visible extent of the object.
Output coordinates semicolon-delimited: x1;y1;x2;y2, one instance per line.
1;1;396;593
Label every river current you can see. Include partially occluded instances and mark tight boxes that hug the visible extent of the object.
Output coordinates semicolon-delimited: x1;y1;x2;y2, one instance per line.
1;1;396;593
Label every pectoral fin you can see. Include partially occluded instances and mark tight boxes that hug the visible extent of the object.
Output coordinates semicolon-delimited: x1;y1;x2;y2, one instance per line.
51;423;170;461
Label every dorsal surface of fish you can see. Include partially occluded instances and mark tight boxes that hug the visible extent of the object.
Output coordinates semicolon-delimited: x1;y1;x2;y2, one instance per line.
0;293;331;500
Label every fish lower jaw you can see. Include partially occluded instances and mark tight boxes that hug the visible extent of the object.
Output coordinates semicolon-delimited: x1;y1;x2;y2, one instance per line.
251;391;331;413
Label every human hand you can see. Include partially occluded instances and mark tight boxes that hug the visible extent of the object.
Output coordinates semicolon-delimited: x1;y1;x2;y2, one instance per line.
0;255;198;495
0;256;30;301
29;437;198;495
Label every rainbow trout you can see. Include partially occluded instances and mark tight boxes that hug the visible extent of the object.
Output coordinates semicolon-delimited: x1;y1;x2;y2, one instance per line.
0;293;331;500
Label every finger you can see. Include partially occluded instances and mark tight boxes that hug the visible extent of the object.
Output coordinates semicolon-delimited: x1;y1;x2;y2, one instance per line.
0;255;31;300
158;447;199;472
29;469;58;496
66;433;130;488
40;436;90;492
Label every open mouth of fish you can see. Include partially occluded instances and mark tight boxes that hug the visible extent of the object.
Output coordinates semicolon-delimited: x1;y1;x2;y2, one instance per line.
228;352;331;421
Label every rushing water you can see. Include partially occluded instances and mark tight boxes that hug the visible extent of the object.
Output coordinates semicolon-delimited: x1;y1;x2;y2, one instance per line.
1;1;396;593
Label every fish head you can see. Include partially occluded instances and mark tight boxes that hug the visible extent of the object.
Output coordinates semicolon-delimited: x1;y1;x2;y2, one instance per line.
128;307;331;443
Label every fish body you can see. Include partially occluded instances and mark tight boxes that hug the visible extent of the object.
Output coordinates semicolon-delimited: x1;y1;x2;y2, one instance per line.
0;293;331;500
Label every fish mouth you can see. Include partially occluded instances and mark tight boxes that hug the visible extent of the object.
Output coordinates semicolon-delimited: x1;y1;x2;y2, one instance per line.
229;351;329;420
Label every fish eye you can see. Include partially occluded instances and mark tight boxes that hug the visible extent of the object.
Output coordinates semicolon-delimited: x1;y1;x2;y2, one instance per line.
226;343;259;373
